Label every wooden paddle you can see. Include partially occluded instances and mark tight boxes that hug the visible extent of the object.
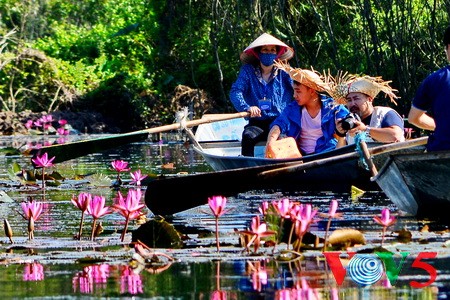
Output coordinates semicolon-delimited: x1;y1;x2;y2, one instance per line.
26;112;250;164
145;137;428;216
259;136;428;177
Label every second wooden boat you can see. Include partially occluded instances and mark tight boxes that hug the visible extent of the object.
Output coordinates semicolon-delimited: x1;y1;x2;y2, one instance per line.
372;150;450;218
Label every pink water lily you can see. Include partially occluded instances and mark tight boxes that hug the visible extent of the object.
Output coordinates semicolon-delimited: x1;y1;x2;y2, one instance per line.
272;198;293;219
207;196;229;252
24;119;33;129
111;160;130;186
71;192;92;240
374;208;396;227
130;169;147;186
72;192;91;211
374;208;396;246
328;199;338;218
271;198;294;249
258;201;269;215
86;195;111;240
290;203;318;252
21;199;44;222
31;152;55;192
240;215;276;253
31;152;55;168
320;199;343;251
57;127;69;135
111;160;130;172
112;189;145;241
208;195;228;218
21;198;44;239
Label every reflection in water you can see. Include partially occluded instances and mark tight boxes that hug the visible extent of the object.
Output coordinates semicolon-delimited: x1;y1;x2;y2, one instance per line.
71;264;144;295
247;260;269;292
119;265;143;295
72;264;110;294
275;279;321;300
0;135;448;298
23;263;44;281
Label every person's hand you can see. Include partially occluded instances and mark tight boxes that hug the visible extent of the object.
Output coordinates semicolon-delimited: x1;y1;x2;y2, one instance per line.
347;120;366;136
335;118;346;137
248;106;261;118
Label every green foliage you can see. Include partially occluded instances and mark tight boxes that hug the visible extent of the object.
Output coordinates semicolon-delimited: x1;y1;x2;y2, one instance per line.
0;0;449;125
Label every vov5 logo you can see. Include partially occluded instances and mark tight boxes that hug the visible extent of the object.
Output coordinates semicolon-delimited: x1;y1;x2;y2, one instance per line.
323;251;437;287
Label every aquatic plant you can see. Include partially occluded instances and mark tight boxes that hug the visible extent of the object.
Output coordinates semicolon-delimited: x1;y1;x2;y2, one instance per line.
247;261;268;292
258;201;269;215
207;195;229;252
111;160;131;186
373;208;396;246
86;195;111;240
31;152;55;192
71;192;92;240
290;203;318;252
112;189;145;242
320;199;343;251
20;197;44;239
240;215;276;253
211;261;227;300
130;169;147;186
4;219;13;243
272;198;293;247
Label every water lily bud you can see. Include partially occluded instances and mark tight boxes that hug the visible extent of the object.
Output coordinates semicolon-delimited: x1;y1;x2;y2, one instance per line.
28;217;35;239
4;219;13;243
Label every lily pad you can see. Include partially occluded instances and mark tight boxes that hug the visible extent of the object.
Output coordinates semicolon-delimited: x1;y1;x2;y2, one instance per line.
0;147;21;156
132;217;183;249
0;191;14;203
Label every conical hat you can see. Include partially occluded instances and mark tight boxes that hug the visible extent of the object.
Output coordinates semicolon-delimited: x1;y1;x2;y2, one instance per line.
240;33;294;64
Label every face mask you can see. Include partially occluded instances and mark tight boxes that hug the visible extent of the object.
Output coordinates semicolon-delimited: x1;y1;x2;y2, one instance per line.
259;53;277;66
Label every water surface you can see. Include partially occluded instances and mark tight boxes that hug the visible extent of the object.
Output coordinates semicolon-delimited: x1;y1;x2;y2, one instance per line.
0;134;449;298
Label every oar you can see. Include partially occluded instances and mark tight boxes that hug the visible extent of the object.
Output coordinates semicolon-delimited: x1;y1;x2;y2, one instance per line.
26;112;250;164
145;137;428;216
259;136;428;177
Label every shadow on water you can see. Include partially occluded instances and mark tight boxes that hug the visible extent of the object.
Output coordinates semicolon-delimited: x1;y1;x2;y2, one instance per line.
0;134;449;298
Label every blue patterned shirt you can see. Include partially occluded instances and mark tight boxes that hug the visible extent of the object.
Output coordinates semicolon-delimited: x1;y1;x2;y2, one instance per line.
271;96;350;153
229;64;294;120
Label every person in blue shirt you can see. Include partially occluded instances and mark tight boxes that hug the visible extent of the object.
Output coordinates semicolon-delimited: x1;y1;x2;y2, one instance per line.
230;33;294;156
266;65;349;155
408;25;450;151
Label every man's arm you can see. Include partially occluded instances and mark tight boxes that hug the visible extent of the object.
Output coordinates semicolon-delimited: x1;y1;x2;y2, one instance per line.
408;106;436;131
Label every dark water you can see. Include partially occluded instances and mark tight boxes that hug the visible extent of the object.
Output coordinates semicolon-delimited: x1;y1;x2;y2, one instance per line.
0;134;449;299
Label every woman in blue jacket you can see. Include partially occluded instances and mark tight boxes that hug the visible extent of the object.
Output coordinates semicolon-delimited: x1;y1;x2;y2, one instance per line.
267;65;349;155
230;33;295;156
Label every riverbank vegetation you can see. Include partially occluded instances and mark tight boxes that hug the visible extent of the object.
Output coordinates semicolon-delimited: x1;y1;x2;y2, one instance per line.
0;0;449;132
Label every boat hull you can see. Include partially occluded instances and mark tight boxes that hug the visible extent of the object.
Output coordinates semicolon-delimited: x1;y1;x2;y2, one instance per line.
145;140;427;216
195;142;362;171
373;151;450;218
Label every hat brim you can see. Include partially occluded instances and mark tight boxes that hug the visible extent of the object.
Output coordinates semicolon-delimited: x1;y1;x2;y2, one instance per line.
239;33;294;64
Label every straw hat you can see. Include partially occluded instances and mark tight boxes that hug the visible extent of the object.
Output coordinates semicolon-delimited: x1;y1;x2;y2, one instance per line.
240;33;294;64
274;61;330;93
331;75;399;105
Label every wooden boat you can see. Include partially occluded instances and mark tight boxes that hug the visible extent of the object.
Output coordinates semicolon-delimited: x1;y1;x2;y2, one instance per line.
372;150;450;219
145;124;428;216
193;119;421;172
